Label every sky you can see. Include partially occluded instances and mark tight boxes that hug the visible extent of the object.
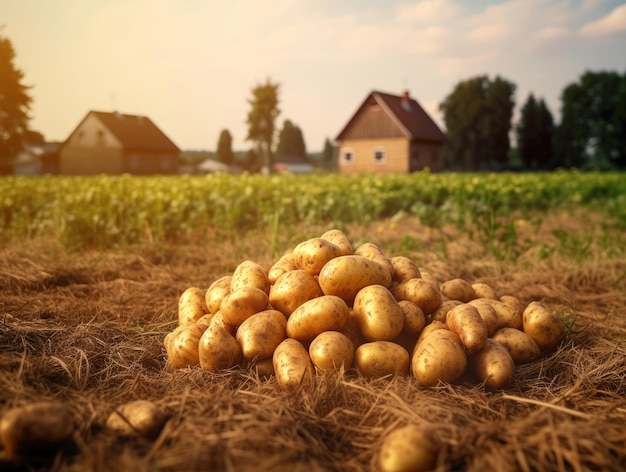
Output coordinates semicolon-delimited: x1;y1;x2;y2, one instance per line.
3;0;626;152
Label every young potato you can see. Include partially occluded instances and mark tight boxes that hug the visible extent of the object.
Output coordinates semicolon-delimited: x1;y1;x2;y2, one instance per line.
236;309;287;361
522;301;566;351
354;242;394;278
431;299;463;324
286;295;350;341
378;424;439;472
320;229;354;256
445;303;488;352
318;255;392;303
467;299;499;336
205;276;232;314
231;260;269;293
178;287;208;326
198;321;242;371
106;400;167;440
398;300;426;335
391;256;422;284
269;269;323;316
471;282;498;300
492;328;541;364
293;237;341;275
392;278;442;315
220;286;269;327
353;285;404;341
165;322;207;369
412;329;467;387
355;341;410;378
309;331;355;371
469;338;516;390
482;298;523;330
268;251;297;284
273;338;315;392
440;278;476;303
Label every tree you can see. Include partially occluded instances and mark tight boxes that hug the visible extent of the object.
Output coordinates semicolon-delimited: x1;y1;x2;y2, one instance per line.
246;78;280;173
0;34;32;169
440;75;516;170
275;119;306;159
322;138;335;171
517;94;554;170
216;129;234;166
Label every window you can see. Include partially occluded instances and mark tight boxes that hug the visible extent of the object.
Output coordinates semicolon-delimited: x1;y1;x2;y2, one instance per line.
373;147;387;165
341;148;355;165
96;130;105;146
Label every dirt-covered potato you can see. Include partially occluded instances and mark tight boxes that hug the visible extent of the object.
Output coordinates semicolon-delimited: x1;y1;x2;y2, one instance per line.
309;331;354;371
492;327;541;364
412;329;467;387
354;242;394;277
286;295;350;341
471;282;498;300
390;256;422;283
165;322;207;369
293;237;341;275
469;338;516;390
398;300;426;335
273;338;315;392
269;269;323;316
318;255;392;303
500;295;525;315
242;356;275;379
468;298;499;336
198;321;242;371
522;301;566;351
0;402;77;459
445;303;488;352
353;284;405;341
268;252;297;284
440;278;476;303
392;278;442;315
178;287;208;326
354;341;410;378
431;299;463;324
415;320;448;346
340;311;366;350
482;298;523;330
220;286;269;327
205;275;232;315
106;400;167;440
236;309;287;361
320;229;353;256
378;424;439;472
230;260;269;293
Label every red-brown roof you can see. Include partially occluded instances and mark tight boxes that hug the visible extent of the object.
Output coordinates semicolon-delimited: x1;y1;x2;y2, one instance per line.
336;90;445;143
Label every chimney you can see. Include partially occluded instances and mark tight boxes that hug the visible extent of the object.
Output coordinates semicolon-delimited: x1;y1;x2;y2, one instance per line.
401;90;411;112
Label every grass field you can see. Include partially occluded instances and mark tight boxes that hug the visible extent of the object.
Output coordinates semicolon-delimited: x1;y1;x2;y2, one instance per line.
1;171;625;471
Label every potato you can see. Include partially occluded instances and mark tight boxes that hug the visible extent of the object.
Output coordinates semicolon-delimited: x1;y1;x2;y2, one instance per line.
320;229;354;256
419;270;440;289
178;287;207;326
293;237;341;275
467;298;499;336
207;310;236;335
340;311;366;349
205;275;232;314
236;309;287;361
392;278;442;315
198;321;242;371
431;299;462;324
220;286;269;327
415;320;448;346
492;327;541;364
318;255;392;303
165;322;207;369
0;401;77;459
355;341;410;378
440;278;476;303
522;301;566;351
231;260;269;293
398;300;426;335
378;424;438;472
353;285;404;341
471;282;498;300
273;338;315;392
391;256;422;283
269;269;323;316
482;298;523;330
309;331;354;371
268;252;297;284
445;303;488;352
243;356;275;379
106;400;167;440
286;295;350;341
500;295;525;316
469;338;515;390
354;242;394;277
412;329;467;387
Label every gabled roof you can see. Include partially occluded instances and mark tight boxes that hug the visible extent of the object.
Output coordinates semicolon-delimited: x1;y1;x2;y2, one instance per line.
336;90;445;143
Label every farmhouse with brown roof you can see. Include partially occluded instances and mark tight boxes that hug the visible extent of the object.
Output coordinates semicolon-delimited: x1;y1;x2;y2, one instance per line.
335;90;446;173
59;111;180;175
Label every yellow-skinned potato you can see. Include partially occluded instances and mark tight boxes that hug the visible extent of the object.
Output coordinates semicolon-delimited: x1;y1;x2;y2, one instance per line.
353;285;404;341
340;311;366;350
419;271;440;289
355;341;410;378
268;252;297;284
231;260;269;294
412;329;467;387
471;282;498;300
236;309;287;361
220;286;269;327
293;237;341;275
165;322;207;369
273;338;315;392
482;298;523;330
431;299;462;324
178;287;207;326
415;320;448;347
318;255;392;303
469;338;515;390
392;278;442;315
208;311;236;336
269;269;323;316
500;295;525;316
467;299;499;336
398;300;426;335
198;321;242;371
106;400;167;440
378;424;438;472
522;301;566;351
242;356;275;379
391;256;422;284
320;229;354;256
440;278;476;303
309;331;354;371
445;303;488;352
492;327;541;364
354;242;394;278
205;276;231;314
286;295;350;341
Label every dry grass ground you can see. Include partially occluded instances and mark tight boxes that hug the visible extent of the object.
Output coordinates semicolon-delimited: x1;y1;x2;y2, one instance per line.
1;212;625;471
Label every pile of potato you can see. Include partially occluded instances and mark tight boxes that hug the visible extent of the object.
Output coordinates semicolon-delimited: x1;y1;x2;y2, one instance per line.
164;229;566;392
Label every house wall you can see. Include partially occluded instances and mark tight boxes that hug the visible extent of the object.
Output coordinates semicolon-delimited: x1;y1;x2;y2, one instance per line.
123;151;179;175
409;141;445;172
338;138;410;174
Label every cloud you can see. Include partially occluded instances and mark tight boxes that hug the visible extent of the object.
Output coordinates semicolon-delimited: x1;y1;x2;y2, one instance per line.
580;3;626;36
395;0;463;24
